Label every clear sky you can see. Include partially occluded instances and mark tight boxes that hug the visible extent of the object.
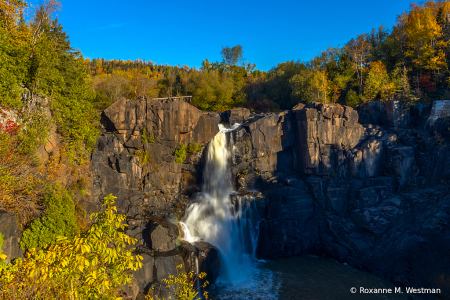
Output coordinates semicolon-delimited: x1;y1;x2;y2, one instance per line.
29;0;414;71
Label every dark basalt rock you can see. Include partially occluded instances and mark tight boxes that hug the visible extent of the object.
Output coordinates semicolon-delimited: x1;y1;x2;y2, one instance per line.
230;101;450;298
0;211;24;264
358;101;389;126
180;241;221;284
88;98;450;299
90;98;222;299
220;107;251;125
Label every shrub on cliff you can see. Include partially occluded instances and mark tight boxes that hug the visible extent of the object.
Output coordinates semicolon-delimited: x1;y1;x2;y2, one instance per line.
20;183;79;250
141;127;155;144
187;142;202;153
174;143;187;163
0;194;143;300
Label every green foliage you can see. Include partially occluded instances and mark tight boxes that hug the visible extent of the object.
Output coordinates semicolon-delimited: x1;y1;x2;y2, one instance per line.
1;194;143;299
149;131;155;143
92;90;113;111
146;265;209;300
187;142;202;153
141;128;148;144
0;22;27;110
0;232;5;261
290;69;314;104
27;18;100;164
18;110;50;156
346;89;361;107
133;150;151;166
191;70;235;111
174;143;186;164
20;183;78;250
220;44;244;66
392;66;419;105
141;128;155;144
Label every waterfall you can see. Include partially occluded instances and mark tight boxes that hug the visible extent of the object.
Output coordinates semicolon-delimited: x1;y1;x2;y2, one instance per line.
179;124;259;284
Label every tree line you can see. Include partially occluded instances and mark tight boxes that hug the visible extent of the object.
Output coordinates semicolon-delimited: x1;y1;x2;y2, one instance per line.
88;1;450;111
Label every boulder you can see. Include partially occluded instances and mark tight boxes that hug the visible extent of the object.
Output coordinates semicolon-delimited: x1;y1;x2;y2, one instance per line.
292;103;305;111
151;225;177;252
154;255;185;281
180;241;221;284
143;220;178;253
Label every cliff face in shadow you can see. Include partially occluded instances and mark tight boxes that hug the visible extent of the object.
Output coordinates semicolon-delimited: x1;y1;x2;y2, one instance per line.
230;102;450;299
90;99;450;299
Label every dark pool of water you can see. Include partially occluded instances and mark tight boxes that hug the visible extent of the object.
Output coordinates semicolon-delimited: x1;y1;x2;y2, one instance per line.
210;255;410;300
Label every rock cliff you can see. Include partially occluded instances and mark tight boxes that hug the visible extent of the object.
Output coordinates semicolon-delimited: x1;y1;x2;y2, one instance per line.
89;98;450;299
229;102;450;299
90;98;220;298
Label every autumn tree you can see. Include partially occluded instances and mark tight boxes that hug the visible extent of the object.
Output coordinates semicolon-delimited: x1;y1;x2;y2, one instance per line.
0;0;27;34
364;61;394;102
402;3;447;89
0;194;143;300
347;33;371;95
191;70;235;111
220;44;244;66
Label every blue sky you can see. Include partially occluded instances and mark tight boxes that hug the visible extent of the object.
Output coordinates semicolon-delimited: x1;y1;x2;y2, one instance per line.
29;0;413;71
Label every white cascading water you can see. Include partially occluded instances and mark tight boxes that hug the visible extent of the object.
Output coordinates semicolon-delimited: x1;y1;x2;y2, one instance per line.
179;124;259;285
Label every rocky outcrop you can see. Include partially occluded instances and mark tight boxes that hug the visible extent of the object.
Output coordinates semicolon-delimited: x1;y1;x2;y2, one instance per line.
90;98;450;299
226;101;450;298
255;173;318;258
293;102;365;175
0;211;24;264
180;241;221;284
321;187;450;295
220;107;251;125
91;98;219;298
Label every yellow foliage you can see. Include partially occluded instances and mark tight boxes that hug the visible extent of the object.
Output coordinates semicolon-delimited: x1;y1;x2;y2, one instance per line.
145;265;210;300
0;194;143;300
401;2;447;71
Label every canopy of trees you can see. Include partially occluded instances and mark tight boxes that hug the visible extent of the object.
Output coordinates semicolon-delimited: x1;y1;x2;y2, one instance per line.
87;1;450;111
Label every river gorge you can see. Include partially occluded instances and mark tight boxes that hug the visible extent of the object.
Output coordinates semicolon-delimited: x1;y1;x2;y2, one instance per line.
96;98;450;299
3;97;449;299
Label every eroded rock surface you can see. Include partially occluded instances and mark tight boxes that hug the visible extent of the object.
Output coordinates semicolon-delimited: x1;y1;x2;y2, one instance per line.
91;98;450;299
227;101;450;298
92;98;219;299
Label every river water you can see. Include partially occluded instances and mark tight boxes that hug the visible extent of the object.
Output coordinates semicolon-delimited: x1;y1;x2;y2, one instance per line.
179;125;410;300
210;255;408;300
